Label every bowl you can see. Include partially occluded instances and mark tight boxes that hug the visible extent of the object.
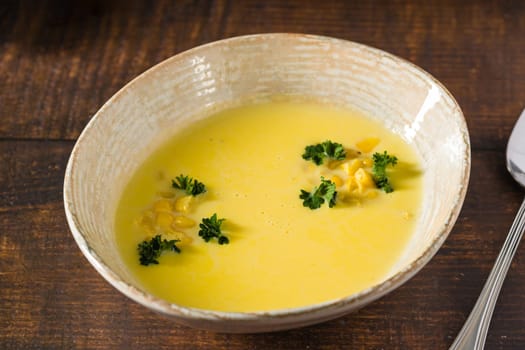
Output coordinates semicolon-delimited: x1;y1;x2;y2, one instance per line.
64;34;470;333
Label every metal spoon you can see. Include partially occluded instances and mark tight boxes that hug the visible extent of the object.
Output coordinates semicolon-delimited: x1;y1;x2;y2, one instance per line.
449;109;525;349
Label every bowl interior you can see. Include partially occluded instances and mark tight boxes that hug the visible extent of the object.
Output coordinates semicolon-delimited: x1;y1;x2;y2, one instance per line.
64;34;469;329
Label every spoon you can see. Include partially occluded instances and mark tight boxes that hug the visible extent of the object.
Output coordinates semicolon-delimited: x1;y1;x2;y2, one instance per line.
449;109;525;349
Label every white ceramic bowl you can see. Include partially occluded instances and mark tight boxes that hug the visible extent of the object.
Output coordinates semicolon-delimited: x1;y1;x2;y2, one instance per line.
64;34;470;333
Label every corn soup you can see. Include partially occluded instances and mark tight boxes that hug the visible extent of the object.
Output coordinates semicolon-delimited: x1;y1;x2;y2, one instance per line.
115;101;423;312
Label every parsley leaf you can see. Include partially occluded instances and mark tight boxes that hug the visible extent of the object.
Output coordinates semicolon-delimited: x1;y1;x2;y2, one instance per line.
137;234;181;266
372;151;398;193
199;213;229;244
172;174;207;196
300;177;337;209
302;140;346;165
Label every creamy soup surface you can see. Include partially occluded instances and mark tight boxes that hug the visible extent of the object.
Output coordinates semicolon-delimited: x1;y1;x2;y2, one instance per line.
115;101;423;312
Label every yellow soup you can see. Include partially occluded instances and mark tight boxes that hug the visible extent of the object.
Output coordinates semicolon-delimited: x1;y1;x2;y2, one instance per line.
115;101;423;312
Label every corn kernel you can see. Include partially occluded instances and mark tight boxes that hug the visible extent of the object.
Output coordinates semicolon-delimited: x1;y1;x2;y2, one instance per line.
163;229;192;246
356;137;380;153
362;158;373;168
330;175;344;187
327;159;345;169
156;211;174;229
347;176;357;192
173;215;196;228
355;168;375;193
136;210;155;234
153;199;172;212
346;159;362;176
174;195;193;213
346;148;361;158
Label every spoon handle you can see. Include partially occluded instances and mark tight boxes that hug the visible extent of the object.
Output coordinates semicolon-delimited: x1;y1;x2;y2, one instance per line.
449;197;525;350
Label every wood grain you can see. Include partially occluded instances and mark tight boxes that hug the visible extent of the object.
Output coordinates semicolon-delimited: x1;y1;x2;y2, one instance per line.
2;0;525;349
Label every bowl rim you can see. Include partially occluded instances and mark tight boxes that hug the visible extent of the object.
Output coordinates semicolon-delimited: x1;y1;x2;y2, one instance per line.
63;33;470;324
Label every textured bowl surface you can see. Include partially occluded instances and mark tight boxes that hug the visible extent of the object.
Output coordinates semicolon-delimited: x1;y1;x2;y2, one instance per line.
64;33;470;333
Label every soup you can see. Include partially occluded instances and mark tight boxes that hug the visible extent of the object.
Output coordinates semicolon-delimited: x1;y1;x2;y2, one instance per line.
115;101;423;312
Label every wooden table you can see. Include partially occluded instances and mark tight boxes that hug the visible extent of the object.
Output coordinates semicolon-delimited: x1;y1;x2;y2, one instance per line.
2;1;525;349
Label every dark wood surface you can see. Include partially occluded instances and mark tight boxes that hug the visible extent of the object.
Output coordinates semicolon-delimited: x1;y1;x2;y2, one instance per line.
2;1;525;349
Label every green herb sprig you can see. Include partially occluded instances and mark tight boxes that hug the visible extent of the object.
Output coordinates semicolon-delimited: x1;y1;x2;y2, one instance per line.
172;174;207;196
372;151;398;193
199;213;229;245
137;235;181;266
300;177;337;209
302;140;346;165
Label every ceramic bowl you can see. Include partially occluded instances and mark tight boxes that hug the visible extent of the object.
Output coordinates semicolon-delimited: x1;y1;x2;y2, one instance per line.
64;34;470;333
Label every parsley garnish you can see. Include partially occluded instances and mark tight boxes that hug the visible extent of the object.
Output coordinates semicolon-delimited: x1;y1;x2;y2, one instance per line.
300;177;337;209
172;174;207;196
302;140;346;165
137;234;181;266
199;213;229;244
372;151;398;193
